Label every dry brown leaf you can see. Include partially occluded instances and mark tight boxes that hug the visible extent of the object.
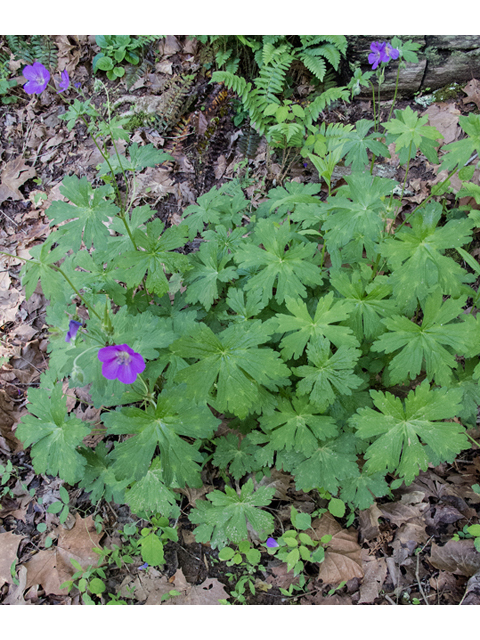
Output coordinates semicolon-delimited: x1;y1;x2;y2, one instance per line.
0;156;36;204
311;513;363;585
378;500;429;527
460;570;480;605
358;503;382;542
358;553;387;604
214;155;227;180
424;103;460;145
463;79;480;110
429;540;480;577
3;565;29;605
163;575;229;605
0;531;24;588
266;562;300;590
24;513;103;595
53;36;82;77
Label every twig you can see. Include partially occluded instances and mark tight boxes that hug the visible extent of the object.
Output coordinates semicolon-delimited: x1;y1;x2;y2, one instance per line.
0;209;18;226
415;539;433;605
384;594;397;605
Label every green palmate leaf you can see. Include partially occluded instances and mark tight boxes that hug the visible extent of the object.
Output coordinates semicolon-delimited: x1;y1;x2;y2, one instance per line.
341;119;390;170
201;225;246;259
293;340;362;411
372;289;476;386
184;241;238;310
20;237;66;300
16;385;90;485
103;389;220;487
172;322;291;419
384;105;443;164
78;442;129;504
212;433;267;480
274;292;359;360
322;173;396;267
449;359;480;429
330;268;398;341
190;478;275;549
439;113;480;172
74;250;127;306
234;218;322;306
102;204;154;260
113;219;189;297
97;143;172;175
350;380;467;484
124;457;180;518
182;184;248;240
379;202;474;314
280;434;359;494
46;176;120;252
259;395;337;455
340;471;389;510
58;98;98;131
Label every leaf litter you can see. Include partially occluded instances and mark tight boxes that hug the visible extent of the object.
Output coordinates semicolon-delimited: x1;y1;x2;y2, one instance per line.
0;35;479;605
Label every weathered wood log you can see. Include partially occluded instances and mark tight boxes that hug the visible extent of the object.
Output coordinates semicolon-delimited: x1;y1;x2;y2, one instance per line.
341;36;480;98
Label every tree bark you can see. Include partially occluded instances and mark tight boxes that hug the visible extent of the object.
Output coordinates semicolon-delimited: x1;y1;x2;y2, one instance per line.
342;36;480;98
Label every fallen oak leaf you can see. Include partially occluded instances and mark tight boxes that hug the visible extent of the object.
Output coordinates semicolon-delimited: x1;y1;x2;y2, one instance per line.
0;531;24;588
0;156;36;204
429;539;480;577
463;79;480;111
311;512;363;585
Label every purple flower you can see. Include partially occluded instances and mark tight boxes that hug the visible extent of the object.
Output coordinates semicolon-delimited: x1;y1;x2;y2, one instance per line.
384;42;399;61
23;61;50;95
56;69;70;94
65;320;82;343
266;537;279;548
139;562;148;570
368;42;389;70
74;82;81;89
97;344;145;384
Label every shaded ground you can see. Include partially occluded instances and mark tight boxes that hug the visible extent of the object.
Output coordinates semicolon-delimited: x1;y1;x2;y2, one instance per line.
1;35;480;605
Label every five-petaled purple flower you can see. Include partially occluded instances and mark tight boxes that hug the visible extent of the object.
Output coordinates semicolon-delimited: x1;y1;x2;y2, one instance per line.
65;320;82;343
56;69;70;94
23;61;50;95
266;537;279;548
384;42;399;62
368;42;389;70
97;344;145;384
368;41;400;70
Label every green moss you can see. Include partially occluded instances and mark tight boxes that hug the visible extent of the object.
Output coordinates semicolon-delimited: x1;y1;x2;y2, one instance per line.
432;83;464;103
123;112;156;132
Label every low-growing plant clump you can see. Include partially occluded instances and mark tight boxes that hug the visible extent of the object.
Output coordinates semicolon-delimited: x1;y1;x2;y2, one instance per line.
2;36;480;604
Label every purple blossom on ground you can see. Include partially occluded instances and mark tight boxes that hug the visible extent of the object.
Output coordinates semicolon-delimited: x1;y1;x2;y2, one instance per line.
65;320;82;343
97;344;145;384
74;82;81;88
23;61;50;95
139;562;148;570
384;42;400;61
266;537;279;548
368;42;389;70
56;69;70;94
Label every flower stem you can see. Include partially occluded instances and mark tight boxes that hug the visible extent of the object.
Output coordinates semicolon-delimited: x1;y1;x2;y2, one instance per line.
49;265;103;320
387;64;401;123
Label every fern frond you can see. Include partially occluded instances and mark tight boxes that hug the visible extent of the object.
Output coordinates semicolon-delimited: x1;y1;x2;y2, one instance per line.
306;86;350;124
212;70;267;134
315;35;348;55
306;44;342;71
299;53;327;82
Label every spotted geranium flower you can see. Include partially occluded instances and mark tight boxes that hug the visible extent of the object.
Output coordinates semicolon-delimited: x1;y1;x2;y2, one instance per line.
65;320;82;343
384;42;400;62
97;344;145;384
266;537;279;548
368;42;388;70
23;61;50;95
56;69;70;94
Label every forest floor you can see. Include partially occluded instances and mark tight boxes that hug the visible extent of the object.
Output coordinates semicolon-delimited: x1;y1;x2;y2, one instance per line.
0;35;480;605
